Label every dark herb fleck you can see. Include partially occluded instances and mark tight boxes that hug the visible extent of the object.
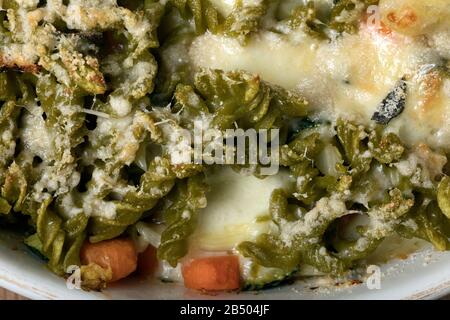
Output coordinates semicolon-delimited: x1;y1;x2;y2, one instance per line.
371;78;407;125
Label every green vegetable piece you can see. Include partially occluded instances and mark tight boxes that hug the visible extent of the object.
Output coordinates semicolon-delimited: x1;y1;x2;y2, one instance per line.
171;0;222;34
58;40;107;95
0;73;16;101
287;1;328;39
242;264;298;291
399;199;450;251
281;131;323;166
238;234;301;272
336;118;372;175
157;174;208;267
80;263;113;291
1;163;28;212
222;3;267;44
37;198;62;253
173;83;209;127
369;130;404;164
24;233;48;261
63;233;86;270
438;176;450;219
0;197;11;215
239;190;350;276
194;69;308;130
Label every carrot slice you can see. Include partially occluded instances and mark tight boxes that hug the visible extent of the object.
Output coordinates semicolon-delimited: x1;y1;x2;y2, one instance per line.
80;238;137;282
137;245;158;276
182;255;240;291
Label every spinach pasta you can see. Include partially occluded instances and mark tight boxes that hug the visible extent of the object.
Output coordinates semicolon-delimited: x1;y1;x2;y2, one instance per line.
0;0;450;293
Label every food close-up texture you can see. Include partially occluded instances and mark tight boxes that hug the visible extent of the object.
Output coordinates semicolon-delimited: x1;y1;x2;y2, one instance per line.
0;0;449;293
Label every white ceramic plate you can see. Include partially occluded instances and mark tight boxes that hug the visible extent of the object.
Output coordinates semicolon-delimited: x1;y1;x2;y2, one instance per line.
1;230;450;300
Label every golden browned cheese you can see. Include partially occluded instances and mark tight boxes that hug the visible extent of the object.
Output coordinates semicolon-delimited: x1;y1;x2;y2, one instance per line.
379;0;450;36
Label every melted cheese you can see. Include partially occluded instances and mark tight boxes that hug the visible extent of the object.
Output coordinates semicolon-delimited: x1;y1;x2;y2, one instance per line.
190;25;450;150
379;0;450;37
190;167;293;252
20;108;54;160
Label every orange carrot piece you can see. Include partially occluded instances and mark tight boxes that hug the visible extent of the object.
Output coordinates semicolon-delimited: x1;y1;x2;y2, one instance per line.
137;245;158;276
80;238;137;282
182;256;240;291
